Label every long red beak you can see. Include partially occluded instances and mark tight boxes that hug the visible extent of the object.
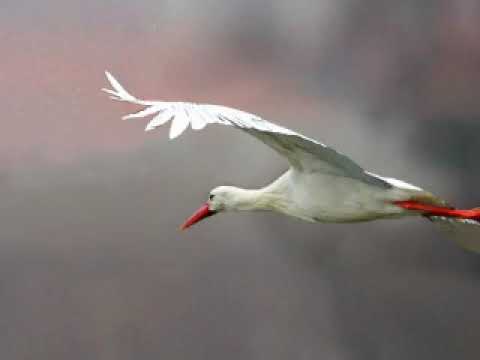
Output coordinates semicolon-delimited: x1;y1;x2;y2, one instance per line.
180;203;216;230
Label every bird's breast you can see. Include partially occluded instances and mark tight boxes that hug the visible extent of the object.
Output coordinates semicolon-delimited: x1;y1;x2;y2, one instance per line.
286;172;408;223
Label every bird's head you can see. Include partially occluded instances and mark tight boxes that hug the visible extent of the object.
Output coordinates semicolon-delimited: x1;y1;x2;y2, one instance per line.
180;186;239;230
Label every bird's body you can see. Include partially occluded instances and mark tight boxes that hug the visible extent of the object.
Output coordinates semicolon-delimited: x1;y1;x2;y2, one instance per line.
103;72;480;253
232;169;422;223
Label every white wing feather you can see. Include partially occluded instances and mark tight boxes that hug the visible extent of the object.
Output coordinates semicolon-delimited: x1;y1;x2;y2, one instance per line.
103;71;390;188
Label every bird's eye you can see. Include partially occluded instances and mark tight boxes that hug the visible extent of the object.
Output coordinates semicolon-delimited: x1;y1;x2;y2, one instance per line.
209;194;215;201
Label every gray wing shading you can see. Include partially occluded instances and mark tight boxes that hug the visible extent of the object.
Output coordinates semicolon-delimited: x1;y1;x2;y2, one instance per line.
429;216;480;254
103;71;390;188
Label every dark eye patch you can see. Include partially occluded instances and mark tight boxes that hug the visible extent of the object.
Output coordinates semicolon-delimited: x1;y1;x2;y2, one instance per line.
209;194;215;200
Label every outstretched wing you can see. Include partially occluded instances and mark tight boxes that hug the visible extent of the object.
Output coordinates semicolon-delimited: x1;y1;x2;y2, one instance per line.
103;72;390;188
429;216;480;254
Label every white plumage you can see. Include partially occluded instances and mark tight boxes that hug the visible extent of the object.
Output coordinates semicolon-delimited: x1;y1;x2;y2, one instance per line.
104;72;400;188
103;71;480;253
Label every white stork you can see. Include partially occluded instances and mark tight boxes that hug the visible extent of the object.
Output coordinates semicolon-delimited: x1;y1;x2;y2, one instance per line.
103;72;480;253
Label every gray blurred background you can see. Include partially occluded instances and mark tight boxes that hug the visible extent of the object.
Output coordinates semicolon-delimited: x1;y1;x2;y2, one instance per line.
2;1;480;359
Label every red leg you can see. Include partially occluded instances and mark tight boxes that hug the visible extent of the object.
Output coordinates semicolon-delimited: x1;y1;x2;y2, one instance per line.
394;201;480;220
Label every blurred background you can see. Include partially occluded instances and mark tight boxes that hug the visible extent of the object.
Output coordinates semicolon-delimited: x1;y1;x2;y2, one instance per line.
2;0;480;359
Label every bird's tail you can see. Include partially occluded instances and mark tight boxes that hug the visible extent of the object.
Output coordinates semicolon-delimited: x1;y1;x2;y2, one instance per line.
395;201;480;253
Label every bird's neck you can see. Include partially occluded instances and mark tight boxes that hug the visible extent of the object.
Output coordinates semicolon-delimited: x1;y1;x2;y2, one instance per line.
229;188;285;212
229;173;291;213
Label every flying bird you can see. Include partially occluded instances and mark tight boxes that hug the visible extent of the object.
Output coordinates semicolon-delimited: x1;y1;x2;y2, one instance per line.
103;72;480;253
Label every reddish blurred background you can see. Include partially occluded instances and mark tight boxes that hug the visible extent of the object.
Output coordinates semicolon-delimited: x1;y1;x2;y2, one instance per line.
2;1;480;359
